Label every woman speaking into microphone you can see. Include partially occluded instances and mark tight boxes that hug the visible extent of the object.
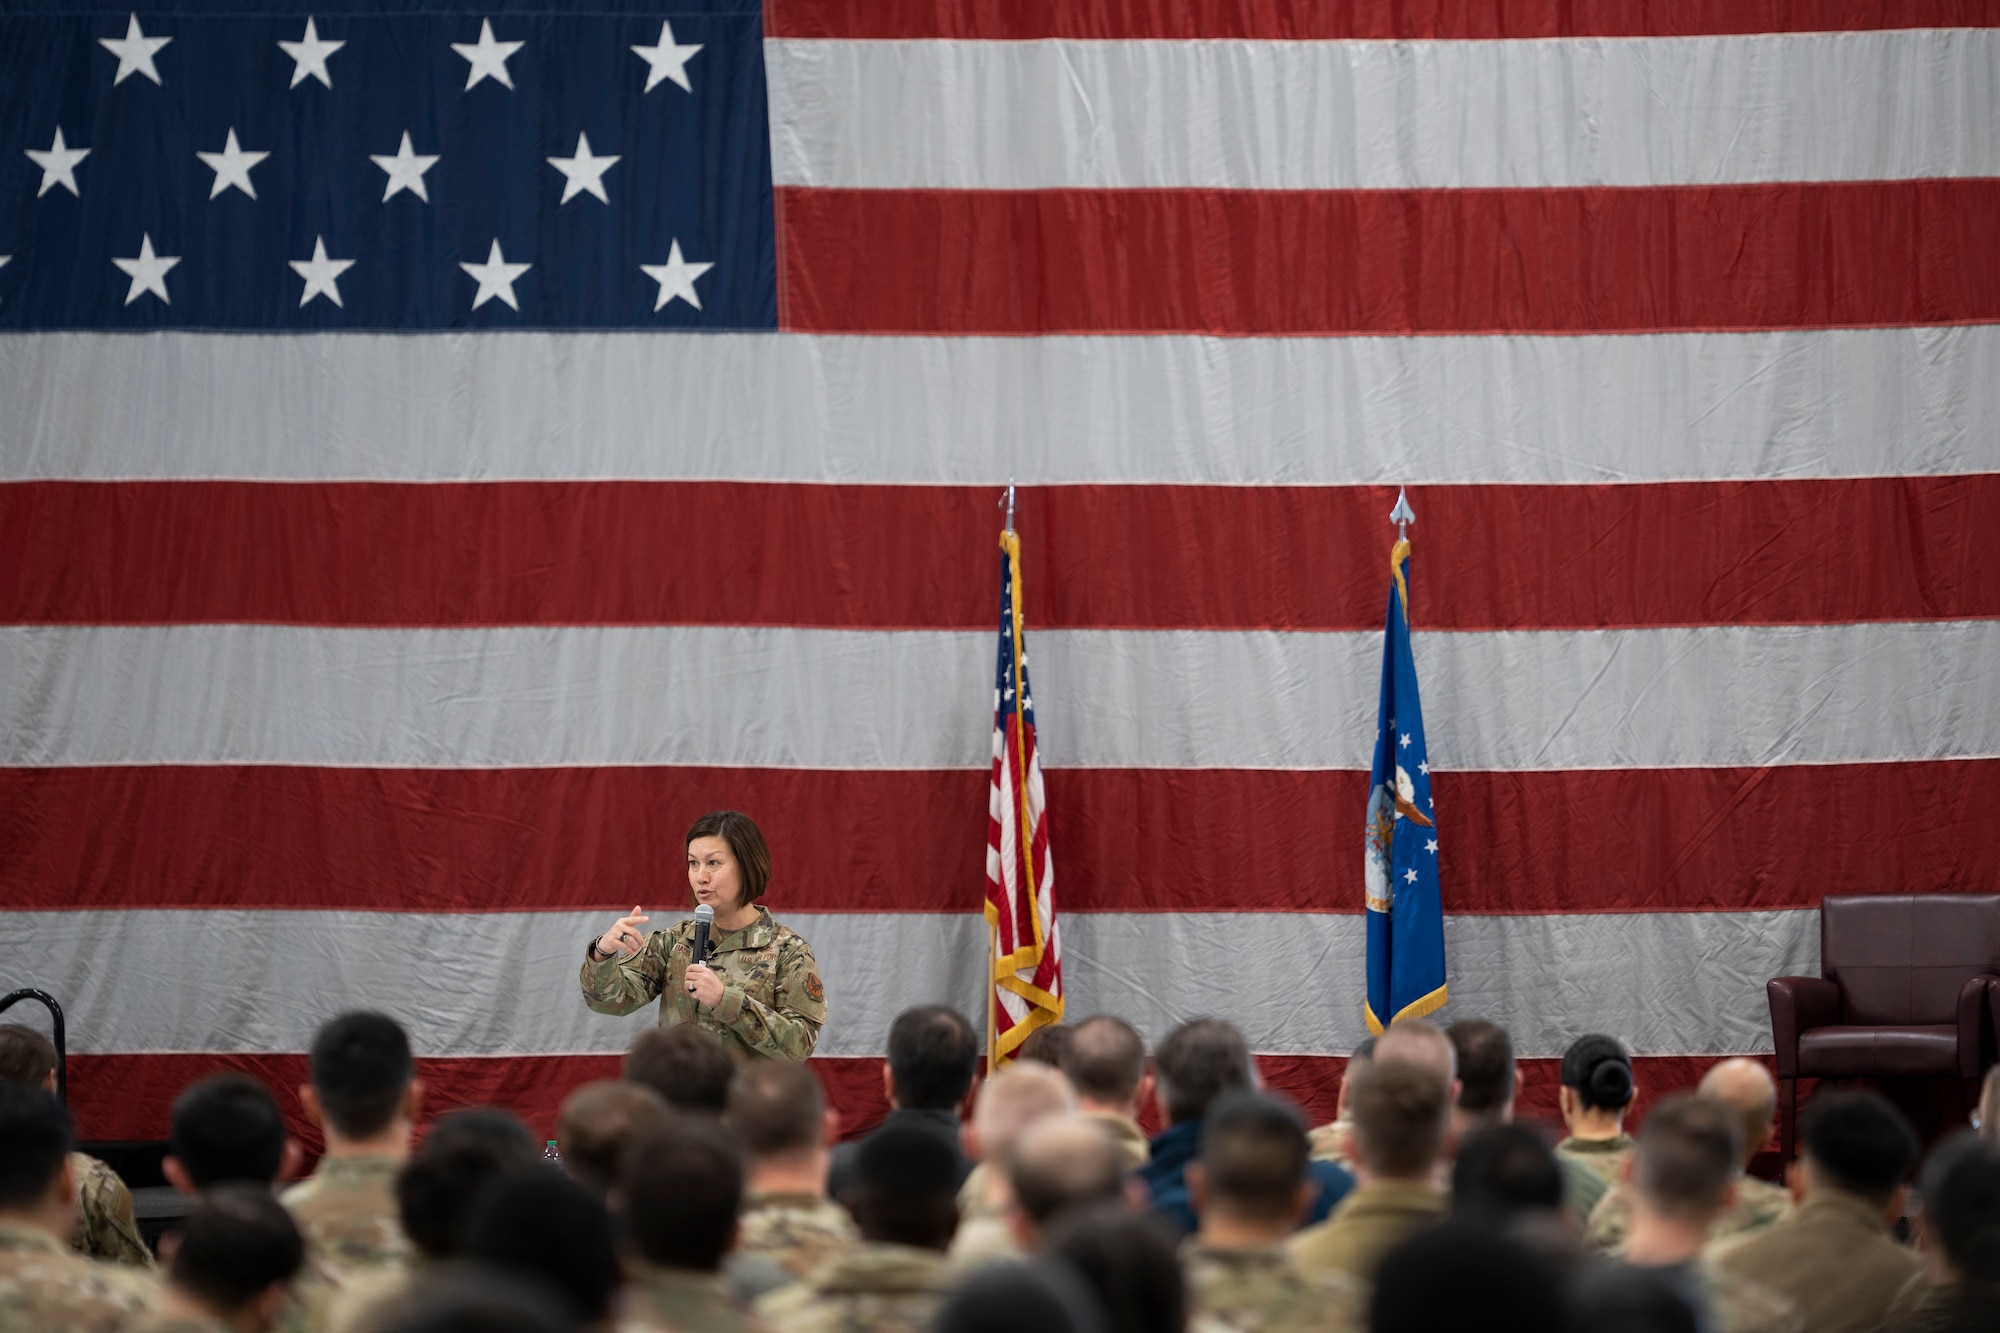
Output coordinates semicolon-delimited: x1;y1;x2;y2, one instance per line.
579;810;826;1063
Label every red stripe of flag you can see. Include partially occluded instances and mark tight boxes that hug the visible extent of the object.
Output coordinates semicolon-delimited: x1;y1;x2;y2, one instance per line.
5;477;1995;630
5;760;1993;916
779;182;2000;336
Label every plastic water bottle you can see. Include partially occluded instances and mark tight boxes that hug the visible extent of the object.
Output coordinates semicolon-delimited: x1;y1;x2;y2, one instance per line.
543;1139;563;1167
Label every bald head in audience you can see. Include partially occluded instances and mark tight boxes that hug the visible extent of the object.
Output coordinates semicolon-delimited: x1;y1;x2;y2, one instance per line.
1696;1058;1777;1168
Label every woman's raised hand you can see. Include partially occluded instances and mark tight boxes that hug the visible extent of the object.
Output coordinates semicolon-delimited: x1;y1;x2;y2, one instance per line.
596;906;650;958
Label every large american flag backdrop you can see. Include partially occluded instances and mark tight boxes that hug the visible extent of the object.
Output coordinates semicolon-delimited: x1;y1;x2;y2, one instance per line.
2;0;1997;1148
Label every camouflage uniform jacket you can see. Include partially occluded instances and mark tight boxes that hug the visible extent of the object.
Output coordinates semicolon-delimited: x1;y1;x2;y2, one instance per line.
620;1262;765;1333
1684;1261;1804;1333
580;907;826;1064
1555;1134;1632;1223
0;1218;159;1333
1706;1191;1919;1333
1585;1173;1790;1257
68;1153;154;1270
127;1313;235;1333
754;1242;948;1333
279;1154;412;1333
1184;1240;1364;1333
1289;1179;1447;1285
1079;1111;1150;1172
736;1192;857;1283
945;1166;1020;1272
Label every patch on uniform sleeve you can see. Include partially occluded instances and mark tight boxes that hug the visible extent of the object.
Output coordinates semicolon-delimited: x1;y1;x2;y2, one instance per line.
804;972;824;1002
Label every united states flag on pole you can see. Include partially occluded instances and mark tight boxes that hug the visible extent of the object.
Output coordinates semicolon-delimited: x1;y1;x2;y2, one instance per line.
985;525;1064;1065
3;2;1997;1142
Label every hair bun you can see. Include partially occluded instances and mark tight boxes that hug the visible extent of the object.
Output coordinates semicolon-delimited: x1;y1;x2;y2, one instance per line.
1588;1058;1634;1107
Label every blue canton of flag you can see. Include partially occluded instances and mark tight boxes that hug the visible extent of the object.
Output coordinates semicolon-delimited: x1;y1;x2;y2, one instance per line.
0;1;775;330
1364;537;1447;1035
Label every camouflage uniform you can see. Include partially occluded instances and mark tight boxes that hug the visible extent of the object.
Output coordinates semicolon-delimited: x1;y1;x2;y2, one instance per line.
1184;1240;1364;1333
581;907;826;1064
0;1218;159;1333
1306;1118;1353;1170
1705;1191;1919;1333
1289;1179;1447;1284
736;1191;857;1283
127;1314;235;1333
1584;1173;1790;1256
1696;1263;1805;1333
67;1153;154;1270
946;1166;1020;1272
1079;1111;1150;1172
754;1242;948;1333
620;1261;764;1333
1555;1134;1632;1224
279;1154;412;1333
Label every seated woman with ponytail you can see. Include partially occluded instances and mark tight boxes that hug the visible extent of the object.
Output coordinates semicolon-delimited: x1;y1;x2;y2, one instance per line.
1553;1034;1637;1225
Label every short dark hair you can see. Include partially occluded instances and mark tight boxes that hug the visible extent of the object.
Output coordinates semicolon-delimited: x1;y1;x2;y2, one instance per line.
1446;1020;1515;1119
1009;1118;1127;1228
619;1116;744;1272
1199;1093;1310;1221
1920;1134;2000;1283
846;1121;959;1249
1372;1223;1564;1333
624;1026;736;1116
1567;1263;1701;1333
934;1256;1114;1333
1043;1204;1188;1333
308;1011;414;1140
685;810;771;903
170;1073;289;1189
558;1081;673;1196
464;1171;619;1321
0;1082;71;1209
1452;1124;1563;1223
724;1062;824;1158
1560;1035;1634;1112
1802;1091;1918;1206
0;1025;57;1086
1017;1023;1074;1068
1634;1095;1741;1219
886;1006;979;1111
1062;1016;1147;1106
397;1108;538;1260
170;1185;304;1311
1350;1059;1448;1178
1154;1018;1251;1125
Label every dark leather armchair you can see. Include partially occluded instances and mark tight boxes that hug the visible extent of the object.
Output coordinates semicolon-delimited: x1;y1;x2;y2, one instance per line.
1768;894;2000;1159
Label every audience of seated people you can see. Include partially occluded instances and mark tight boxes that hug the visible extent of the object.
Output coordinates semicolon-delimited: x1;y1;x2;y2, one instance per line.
7;1003;2000;1333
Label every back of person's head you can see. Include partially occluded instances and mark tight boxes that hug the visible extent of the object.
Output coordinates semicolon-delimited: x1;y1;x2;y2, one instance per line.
1560;1034;1634;1113
1349;1058;1448;1179
1335;1036;1376;1118
1153;1018;1251;1125
886;1005;979;1111
1445;1020;1514;1122
1802;1091;1918;1206
1044;1203;1185;1333
0;1024;57;1086
378;1271;581;1333
1451;1124;1563;1224
1921;1134;2000;1283
1633;1095;1741;1221
308;1011;414;1140
846;1120;960;1249
398;1108;538;1261
1696;1057;1778;1162
618;1114;744;1272
1018;1024;1076;1069
623;1025;736;1116
723;1061;825;1161
0;1081;71;1212
1010;1116;1127;1230
1375;1018;1456;1086
1567;1262;1701;1333
464;1170;618;1322
1370;1222;1563;1333
1198;1092;1310;1223
1061;1017;1147;1109
974;1062;1076;1169
934;1259;1109;1333
557;1080;672;1195
170;1073;290;1190
169;1185;304;1315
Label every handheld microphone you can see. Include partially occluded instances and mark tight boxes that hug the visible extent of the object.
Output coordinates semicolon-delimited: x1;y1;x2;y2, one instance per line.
692;902;714;967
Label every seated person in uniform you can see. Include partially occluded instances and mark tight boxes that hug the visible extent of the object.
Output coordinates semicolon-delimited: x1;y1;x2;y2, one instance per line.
1290;1057;1449;1284
617;1116;756;1333
165;1072;302;1196
722;1062;856;1294
139;1185;303;1333
625;1025;737;1118
1058;1016;1154;1171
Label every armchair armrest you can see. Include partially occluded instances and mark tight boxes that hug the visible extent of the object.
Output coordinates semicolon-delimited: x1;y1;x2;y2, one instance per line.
1768;976;1841;1078
1957;975;2000;1079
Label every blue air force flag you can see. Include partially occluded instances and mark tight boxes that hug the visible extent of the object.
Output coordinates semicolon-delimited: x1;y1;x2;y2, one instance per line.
1364;539;1448;1034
